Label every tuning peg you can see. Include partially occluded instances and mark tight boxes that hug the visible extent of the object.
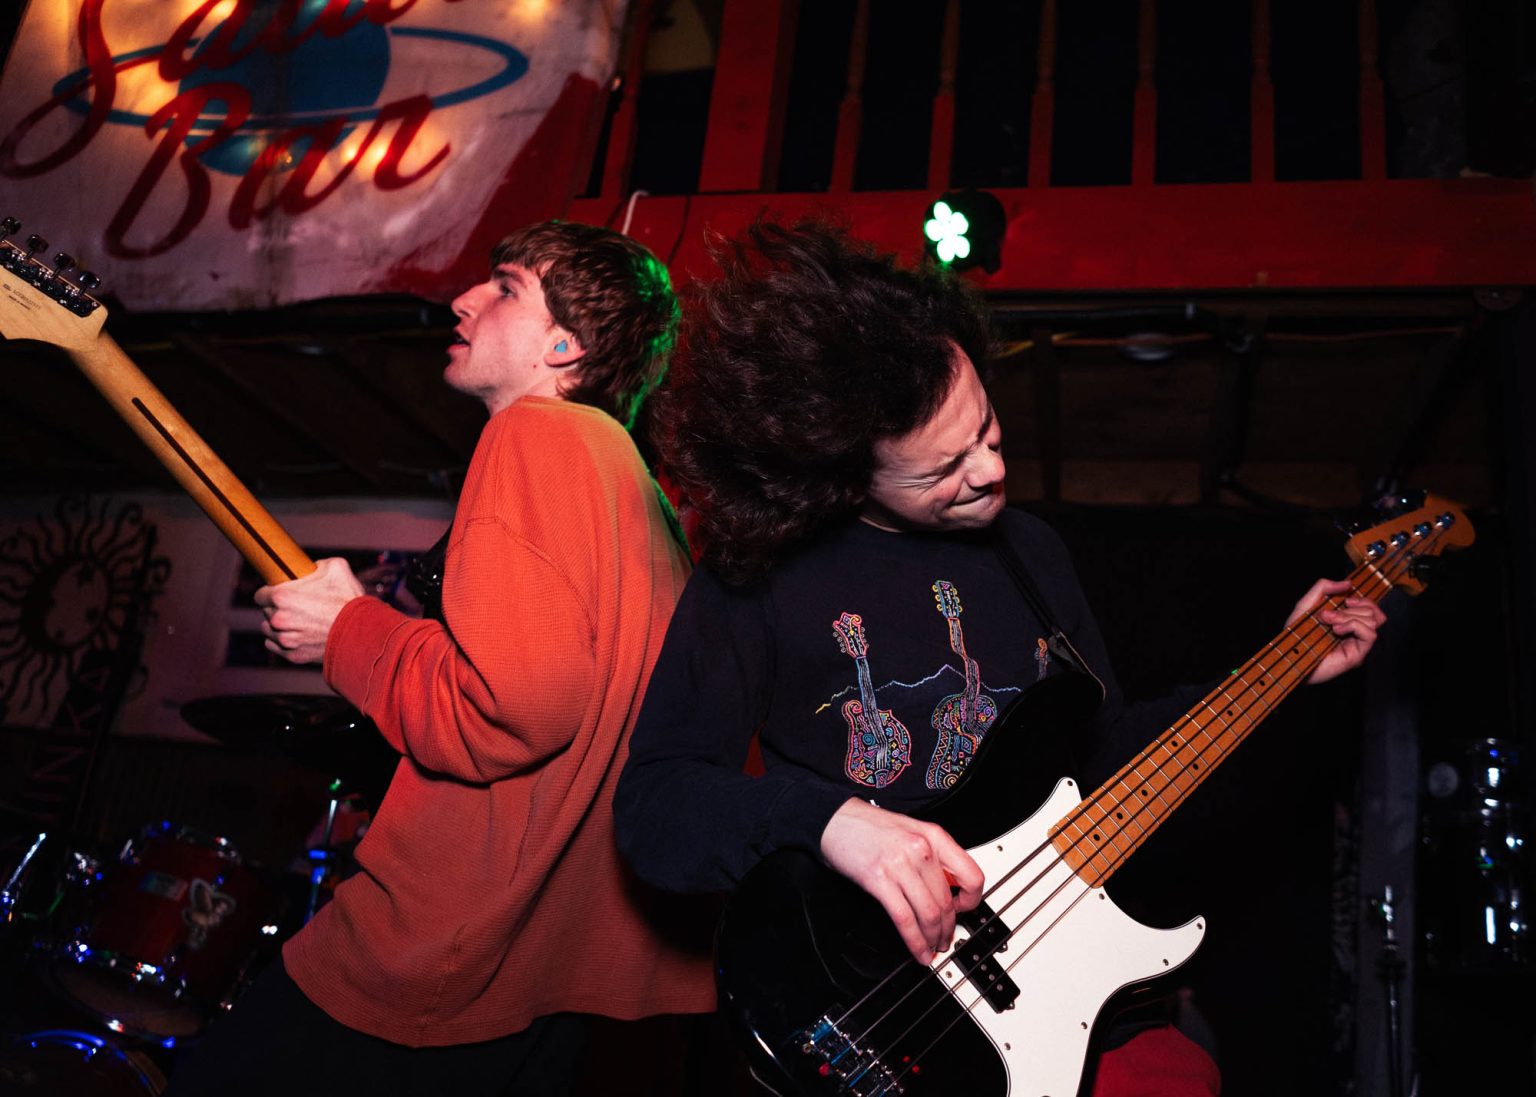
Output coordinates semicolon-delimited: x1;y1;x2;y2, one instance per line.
52;252;76;277
23;234;46;261
77;270;101;293
0;217;18;240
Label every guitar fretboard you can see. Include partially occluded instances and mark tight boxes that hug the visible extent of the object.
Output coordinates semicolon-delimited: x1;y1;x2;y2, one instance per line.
1049;561;1392;886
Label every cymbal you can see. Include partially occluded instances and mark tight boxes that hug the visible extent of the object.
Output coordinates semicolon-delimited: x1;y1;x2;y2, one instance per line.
179;694;394;790
181;693;364;741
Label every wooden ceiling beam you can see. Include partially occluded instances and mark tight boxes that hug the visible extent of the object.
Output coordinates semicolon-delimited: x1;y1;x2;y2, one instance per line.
171;334;387;492
329;340;478;472
3;350;176;487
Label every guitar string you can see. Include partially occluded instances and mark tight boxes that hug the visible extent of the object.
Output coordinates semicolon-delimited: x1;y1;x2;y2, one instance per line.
838;578;1367;1085
830;581;1362;1083
830;525;1444;1091
830;563;1383;1066
835;519;1445;1081
832;567;1372;1040
877;530;1437;1092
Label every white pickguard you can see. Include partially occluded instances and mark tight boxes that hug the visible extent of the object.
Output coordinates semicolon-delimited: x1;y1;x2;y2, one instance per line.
929;777;1205;1097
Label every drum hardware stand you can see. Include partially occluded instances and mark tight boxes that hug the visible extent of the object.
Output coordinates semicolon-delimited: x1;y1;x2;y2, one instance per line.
1;833;47;925
1369;884;1407;1097
303;778;346;924
301;779;371;924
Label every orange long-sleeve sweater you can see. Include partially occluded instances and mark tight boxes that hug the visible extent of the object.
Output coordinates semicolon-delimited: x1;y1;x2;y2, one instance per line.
282;396;715;1046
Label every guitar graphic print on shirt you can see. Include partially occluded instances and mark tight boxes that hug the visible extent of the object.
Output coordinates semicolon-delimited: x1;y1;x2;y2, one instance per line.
926;581;1000;789
832;612;913;788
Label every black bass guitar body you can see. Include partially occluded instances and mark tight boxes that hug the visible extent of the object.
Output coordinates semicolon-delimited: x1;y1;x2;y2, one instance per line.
714;675;1174;1097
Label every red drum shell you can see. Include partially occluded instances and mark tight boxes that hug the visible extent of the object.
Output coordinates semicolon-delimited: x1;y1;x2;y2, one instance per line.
52;825;274;1039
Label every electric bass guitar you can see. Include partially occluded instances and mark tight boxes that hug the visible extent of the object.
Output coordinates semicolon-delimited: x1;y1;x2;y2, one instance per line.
716;495;1472;1096
0;217;312;584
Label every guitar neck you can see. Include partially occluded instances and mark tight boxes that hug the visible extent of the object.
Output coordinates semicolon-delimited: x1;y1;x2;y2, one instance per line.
1049;560;1389;886
68;334;314;585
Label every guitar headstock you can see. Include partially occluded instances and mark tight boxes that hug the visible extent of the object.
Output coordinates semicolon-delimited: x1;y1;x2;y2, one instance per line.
0;216;108;350
932;580;962;620
1342;491;1475;596
832;611;869;659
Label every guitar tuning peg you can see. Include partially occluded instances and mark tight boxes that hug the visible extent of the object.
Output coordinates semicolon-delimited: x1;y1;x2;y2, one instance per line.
77;270;101;293
0;217;19;239
23;234;46;261
53;252;76;278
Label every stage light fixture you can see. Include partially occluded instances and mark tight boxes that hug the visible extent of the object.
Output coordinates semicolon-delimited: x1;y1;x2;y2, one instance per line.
922;189;1005;273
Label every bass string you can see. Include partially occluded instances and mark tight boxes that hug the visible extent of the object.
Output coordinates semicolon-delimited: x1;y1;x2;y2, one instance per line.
852;584;1358;1086
843;528;1435;1089
833;576;1363;1066
883;530;1431;1088
835;569;1361;1046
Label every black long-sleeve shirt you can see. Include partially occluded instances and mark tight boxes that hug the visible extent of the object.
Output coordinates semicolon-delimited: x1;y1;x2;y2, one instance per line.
616;509;1203;894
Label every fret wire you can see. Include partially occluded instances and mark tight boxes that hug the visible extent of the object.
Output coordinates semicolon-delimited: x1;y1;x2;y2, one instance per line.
1049;523;1444;892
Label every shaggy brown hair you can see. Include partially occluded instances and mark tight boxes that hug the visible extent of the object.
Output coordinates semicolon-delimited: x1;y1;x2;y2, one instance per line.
657;220;991;584
493;221;679;428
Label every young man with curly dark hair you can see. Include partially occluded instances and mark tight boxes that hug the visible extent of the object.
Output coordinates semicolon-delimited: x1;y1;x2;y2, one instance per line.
165;222;714;1096
614;221;1385;1095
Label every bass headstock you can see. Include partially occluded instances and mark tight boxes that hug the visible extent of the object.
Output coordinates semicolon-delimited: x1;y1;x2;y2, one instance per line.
0;216;108;350
1342;491;1475;597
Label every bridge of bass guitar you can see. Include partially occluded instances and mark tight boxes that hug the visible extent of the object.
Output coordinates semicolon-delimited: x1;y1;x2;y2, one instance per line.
716;848;1008;1096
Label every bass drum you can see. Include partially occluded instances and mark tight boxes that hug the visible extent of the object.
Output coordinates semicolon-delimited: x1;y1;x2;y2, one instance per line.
0;1029;164;1096
51;823;279;1040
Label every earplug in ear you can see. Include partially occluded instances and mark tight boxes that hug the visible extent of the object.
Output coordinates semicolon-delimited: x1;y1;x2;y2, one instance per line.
555;340;569;353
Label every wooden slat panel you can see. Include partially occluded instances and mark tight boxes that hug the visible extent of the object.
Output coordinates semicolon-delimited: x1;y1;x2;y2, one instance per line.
1250;0;1275;182
698;0;798;192
1358;0;1386;179
829;0;870;193
1132;0;1157;186
598;0;655;205
927;0;961;191
1028;0;1057;186
3;347;176;488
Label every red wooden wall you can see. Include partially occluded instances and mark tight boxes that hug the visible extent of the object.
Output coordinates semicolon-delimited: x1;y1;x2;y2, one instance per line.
567;0;1536;292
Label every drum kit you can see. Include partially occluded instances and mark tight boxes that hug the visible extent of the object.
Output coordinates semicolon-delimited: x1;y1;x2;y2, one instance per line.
0;695;391;1096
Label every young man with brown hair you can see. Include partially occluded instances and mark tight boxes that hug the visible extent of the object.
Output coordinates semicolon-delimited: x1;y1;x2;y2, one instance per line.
165;221;713;1096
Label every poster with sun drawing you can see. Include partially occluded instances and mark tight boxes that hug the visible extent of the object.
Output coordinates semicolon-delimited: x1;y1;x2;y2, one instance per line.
0;497;169;727
0;0;630;310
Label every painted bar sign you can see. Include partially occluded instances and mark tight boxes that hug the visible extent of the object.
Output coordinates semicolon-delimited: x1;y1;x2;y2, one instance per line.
0;0;627;309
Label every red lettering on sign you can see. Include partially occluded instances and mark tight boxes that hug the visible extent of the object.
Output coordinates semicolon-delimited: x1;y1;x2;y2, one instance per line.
1;1;463;253
106;84;252;259
160;0;428;80
0;0;117;177
228;95;449;229
369;95;450;190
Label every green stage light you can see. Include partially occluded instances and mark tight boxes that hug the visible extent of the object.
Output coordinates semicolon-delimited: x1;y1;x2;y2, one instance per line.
922;189;1005;272
925;201;971;263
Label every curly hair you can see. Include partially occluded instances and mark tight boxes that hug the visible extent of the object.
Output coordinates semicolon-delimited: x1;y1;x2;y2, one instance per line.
657;221;991;584
493;221;679;429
